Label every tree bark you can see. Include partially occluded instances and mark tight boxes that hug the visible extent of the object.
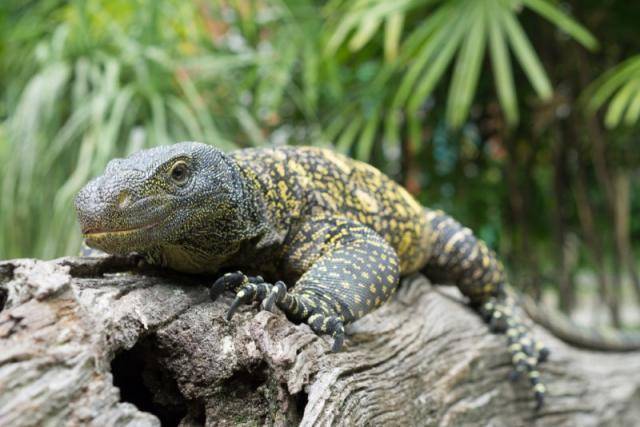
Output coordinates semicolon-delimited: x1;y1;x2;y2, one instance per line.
1;257;639;427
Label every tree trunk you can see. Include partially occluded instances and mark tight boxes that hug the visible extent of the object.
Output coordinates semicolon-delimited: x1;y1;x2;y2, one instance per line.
1;257;639;427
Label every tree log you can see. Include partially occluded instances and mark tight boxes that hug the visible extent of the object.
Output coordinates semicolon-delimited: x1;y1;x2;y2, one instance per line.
0;257;639;427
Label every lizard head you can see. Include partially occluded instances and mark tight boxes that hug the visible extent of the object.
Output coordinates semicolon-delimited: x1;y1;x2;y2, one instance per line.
75;141;261;260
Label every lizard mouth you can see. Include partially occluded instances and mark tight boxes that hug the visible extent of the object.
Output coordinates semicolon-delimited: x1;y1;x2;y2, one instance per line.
82;220;162;238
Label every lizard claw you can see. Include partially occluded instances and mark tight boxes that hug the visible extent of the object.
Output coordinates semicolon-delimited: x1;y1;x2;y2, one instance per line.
226;288;249;320
211;271;246;301
226;299;242;321
225;282;270;321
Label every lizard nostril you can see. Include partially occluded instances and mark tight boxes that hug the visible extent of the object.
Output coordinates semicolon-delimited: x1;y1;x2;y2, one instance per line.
116;191;132;209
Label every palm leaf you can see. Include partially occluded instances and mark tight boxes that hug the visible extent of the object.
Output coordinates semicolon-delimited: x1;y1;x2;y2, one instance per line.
327;0;597;129
501;7;552;100
446;1;487;128
522;0;598;50
584;55;640;128
488;3;518;125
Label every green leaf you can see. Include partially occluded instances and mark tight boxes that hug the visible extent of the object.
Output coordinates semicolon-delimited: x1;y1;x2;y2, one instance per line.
407;111;422;151
605;80;638;128
383;108;402;150
326;14;360;55
585;56;640;112
235;107;267;146
336;116;364;154
446;2;487;128
349;16;382;51
355;106;381;161
523;0;598;50
324;103;357;141
501;8;552;100
150;93;168;146
406;6;471;113
384;12;404;62
488;5;518;125
167;96;205;142
302;40;320;115
378;3;452;95
623;82;640;126
392;8;456;109
325;0;417;54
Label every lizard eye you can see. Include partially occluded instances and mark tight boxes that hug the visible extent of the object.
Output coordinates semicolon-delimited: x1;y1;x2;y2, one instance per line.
169;161;190;185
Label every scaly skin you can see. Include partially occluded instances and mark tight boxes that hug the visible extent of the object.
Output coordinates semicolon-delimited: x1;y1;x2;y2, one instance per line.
74;142;636;409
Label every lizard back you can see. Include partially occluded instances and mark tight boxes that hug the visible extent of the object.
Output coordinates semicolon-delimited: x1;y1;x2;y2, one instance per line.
230;146;432;274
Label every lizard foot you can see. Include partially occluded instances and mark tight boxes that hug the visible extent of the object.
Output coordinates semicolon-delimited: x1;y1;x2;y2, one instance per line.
212;272;347;352
212;272;292;321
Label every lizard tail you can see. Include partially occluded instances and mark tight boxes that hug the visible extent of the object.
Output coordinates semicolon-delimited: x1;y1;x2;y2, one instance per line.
420;209;549;408
521;296;640;352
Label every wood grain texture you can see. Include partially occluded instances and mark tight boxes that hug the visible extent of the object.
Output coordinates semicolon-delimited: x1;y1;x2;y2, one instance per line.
0;256;638;426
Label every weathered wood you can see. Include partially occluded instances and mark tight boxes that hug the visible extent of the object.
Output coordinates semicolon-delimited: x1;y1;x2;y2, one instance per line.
1;257;639;426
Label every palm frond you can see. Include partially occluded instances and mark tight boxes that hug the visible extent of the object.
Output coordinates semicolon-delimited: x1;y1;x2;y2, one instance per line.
584;55;640;128
325;0;597;129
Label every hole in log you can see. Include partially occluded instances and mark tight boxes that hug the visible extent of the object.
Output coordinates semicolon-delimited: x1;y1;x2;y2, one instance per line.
110;338;189;426
0;287;7;313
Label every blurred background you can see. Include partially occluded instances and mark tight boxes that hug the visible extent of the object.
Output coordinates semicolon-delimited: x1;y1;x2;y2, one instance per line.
1;0;639;328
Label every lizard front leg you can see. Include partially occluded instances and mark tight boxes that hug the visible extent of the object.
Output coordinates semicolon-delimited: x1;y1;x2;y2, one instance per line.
218;216;400;351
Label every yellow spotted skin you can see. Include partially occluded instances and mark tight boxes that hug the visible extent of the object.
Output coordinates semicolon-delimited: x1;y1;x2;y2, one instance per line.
76;142;549;409
228;146;547;408
230;146;431;275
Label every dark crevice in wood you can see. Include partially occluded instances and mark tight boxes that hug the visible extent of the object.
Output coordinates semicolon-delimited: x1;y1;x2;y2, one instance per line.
0;263;15;282
0;287;6;313
111;337;188;427
295;389;309;420
0;262;13;313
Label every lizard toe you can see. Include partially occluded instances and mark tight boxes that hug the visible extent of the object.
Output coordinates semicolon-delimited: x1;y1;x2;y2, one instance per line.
261;280;287;312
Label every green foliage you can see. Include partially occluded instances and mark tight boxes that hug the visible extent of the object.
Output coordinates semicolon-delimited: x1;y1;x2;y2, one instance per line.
0;0;630;270
584;55;640;128
324;0;597;130
0;0;331;258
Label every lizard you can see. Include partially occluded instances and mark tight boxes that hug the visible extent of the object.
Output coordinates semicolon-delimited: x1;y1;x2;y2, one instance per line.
74;141;640;409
